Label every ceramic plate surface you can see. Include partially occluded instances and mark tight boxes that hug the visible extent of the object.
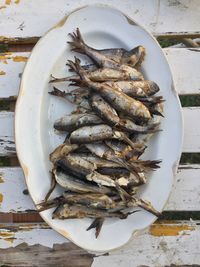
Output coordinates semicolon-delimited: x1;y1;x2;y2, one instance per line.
15;6;183;252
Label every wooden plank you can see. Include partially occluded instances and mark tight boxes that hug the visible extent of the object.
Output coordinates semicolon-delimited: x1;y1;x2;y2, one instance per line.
164;48;200;95
0;0;200;42
1;165;200;213
0;167;35;212
0;52;28;99
165;165;200;210
0;111;15;156
1;48;200;99
1;107;199;155
183;107;200;152
0;221;199;266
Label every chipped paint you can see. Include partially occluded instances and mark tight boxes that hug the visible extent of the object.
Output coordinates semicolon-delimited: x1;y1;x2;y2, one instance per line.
19;224;38;231
0;53;13;64
0;231;15;243
0;193;3;203
0;70;6;75
12;56;28;62
0;176;4;183
0;54;27;63
4;0;20;5
150;224;195;236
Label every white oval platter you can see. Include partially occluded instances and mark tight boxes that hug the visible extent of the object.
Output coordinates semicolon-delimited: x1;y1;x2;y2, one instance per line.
15;5;183;252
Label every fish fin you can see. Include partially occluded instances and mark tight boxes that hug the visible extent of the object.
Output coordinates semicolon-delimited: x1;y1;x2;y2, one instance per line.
49;87;67;98
151;110;164;117
139;160;162;170
86;217;105;238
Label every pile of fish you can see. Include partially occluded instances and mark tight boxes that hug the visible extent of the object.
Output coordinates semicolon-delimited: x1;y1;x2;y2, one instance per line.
37;28;164;238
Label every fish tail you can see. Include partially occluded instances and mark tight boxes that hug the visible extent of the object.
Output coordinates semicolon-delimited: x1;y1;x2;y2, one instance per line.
86;217;105;238
67;28;85;53
129;159;162;172
140;160;162;170
67;57;88;81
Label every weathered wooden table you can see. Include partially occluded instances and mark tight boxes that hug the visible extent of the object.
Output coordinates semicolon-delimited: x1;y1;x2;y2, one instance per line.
0;1;200;266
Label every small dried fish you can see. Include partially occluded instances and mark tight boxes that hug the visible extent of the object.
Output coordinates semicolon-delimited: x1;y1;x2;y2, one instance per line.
54;113;103;131
68;28;144;81
52;203;132;219
70;124;113;143
53;167;113;194
68;45;145;69
50;67;144;83
104;80;160;97
69;124;139;149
